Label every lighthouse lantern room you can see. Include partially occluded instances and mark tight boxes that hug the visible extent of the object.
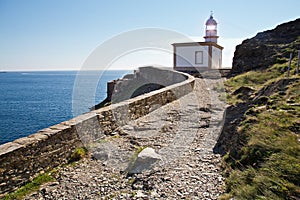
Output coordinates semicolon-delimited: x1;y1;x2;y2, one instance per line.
204;13;218;43
173;13;223;71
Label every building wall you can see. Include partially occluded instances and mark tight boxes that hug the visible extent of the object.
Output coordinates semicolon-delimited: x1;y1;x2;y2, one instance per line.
0;66;195;196
175;46;209;67
211;46;222;69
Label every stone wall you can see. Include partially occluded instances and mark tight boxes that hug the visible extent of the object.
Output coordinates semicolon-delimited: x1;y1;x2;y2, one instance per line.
109;66;189;103
0;123;83;194
0;67;195;195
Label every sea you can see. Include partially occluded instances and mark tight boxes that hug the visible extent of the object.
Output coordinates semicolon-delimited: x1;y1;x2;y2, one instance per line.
0;70;129;145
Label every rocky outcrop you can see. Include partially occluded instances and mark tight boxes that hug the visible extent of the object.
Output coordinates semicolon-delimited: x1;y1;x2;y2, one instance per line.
230;18;300;76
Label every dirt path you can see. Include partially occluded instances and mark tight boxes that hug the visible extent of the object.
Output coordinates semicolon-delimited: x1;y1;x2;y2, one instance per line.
26;78;226;200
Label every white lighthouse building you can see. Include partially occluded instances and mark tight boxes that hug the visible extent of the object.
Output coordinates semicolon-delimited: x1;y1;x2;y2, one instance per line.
173;13;223;72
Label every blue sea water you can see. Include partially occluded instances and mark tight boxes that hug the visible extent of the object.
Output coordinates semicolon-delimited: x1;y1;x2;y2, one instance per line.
0;70;129;145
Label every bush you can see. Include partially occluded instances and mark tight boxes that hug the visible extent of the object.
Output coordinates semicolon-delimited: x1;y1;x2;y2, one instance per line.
69;147;88;163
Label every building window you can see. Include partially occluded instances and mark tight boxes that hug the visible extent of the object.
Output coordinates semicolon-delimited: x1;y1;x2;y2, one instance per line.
195;51;203;64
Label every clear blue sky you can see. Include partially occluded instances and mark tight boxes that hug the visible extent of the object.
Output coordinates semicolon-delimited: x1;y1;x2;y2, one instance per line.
0;0;299;71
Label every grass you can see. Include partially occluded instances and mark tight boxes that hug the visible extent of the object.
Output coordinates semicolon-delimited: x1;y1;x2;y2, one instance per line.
224;60;299;102
221;56;300;199
2;172;54;200
225;69;281;93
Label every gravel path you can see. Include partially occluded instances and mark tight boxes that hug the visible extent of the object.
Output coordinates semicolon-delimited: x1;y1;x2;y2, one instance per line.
25;78;226;200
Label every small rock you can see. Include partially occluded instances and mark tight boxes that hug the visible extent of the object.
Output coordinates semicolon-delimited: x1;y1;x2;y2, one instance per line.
203;191;210;197
110;131;117;136
150;189;159;197
136;190;147;198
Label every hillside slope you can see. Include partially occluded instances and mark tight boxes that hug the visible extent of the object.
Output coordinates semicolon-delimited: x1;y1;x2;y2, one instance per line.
216;19;300;199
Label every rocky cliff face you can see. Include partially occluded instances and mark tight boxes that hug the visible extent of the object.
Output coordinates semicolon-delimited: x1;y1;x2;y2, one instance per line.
230;18;300;76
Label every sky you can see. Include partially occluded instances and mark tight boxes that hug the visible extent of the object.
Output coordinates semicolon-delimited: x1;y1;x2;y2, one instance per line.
0;0;299;71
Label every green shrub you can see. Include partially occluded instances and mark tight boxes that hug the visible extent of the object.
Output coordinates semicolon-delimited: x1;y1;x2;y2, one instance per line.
69;147;88;163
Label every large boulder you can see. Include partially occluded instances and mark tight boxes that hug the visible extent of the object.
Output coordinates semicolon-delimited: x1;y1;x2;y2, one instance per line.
127;147;162;174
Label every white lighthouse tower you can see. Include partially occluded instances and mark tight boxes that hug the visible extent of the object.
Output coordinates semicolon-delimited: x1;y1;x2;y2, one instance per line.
173;13;223;71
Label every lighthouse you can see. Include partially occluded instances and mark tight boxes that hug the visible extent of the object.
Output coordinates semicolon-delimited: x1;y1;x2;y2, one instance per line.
173;13;223;72
204;13;219;43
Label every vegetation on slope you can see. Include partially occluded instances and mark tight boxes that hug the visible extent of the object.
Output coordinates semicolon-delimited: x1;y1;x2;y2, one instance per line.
220;42;300;199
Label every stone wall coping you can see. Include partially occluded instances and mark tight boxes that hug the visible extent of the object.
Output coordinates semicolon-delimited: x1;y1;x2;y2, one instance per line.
0;142;24;157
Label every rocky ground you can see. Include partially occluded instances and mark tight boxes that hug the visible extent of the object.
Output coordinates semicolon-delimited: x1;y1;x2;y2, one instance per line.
25;77;227;200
